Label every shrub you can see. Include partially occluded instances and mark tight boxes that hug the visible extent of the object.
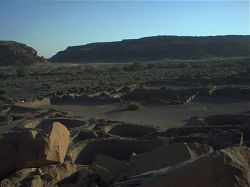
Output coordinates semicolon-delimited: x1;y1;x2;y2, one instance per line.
109;65;123;72
127;103;142;111
85;65;95;73
123;62;144;71
160;86;168;90
16;67;29;78
146;63;156;69
0;89;6;95
0;72;9;79
178;62;189;68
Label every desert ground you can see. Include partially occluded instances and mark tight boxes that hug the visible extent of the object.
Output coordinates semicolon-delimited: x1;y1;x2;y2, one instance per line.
1;57;248;129
20;96;248;130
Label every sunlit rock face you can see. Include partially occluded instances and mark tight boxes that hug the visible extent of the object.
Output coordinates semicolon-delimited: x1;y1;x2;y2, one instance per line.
0;122;70;178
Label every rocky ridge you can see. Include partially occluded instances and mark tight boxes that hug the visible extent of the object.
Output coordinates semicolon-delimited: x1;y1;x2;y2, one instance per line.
49;35;250;63
0;41;46;65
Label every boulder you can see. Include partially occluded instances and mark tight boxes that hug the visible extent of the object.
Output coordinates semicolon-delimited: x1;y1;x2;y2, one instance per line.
37;122;70;163
153;125;245;149
0;122;70;178
204;114;249;126
75;138;164;165
59;167;97;187
169;134;207;144
0;105;11;113
116;146;250;187
0;114;12;124
38;162;94;187
243;119;250;141
141;146;250;187
91;154;128;186
22;175;44;187
1;168;37;186
38;161;82;186
37;118;87;129
213;86;242;97
155;125;241;138
206;129;243;150
66;141;88;162
183;117;208;126
198;86;217;96
73;130;98;142
91;165;110;186
108;123;157;138
128;142;213;176
1;162;87;186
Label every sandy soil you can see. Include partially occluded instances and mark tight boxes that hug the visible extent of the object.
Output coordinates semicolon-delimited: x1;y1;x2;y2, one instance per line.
36;96;250;130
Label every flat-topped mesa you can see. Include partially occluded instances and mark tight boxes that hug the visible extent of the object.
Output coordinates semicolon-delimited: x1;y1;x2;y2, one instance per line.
0;41;46;65
49;35;250;63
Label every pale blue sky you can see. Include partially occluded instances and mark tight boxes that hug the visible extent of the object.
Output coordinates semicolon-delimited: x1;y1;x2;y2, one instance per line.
0;0;249;58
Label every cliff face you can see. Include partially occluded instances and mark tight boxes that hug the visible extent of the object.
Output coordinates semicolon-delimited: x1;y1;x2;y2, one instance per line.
0;41;46;65
49;35;250;63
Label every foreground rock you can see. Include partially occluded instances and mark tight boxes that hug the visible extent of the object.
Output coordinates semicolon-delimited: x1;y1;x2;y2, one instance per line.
204;114;250;126
117;146;250;187
108;123;157;138
75;138;165;165
1;162;90;187
128;142;213;176
91;154;129;186
121;88;198;104
37;118;87;129
0;122;70;178
153;114;249;150
1;109;249;186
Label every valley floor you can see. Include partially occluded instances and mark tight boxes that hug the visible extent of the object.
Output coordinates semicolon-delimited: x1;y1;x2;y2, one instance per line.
21;96;249;130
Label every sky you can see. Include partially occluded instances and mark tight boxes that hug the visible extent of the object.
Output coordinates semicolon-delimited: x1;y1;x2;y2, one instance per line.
0;0;249;58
